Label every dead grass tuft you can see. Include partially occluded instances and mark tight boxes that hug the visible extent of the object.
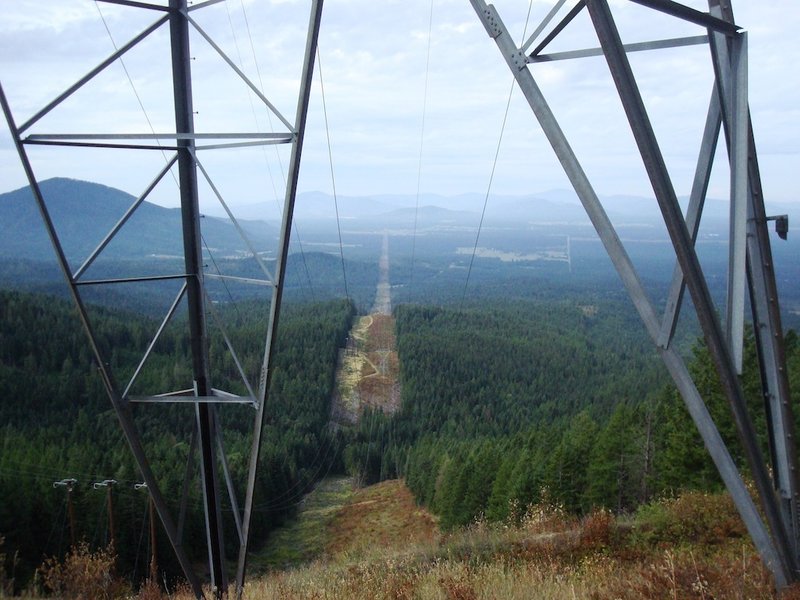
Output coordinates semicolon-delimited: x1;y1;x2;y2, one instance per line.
579;508;614;551
38;542;129;599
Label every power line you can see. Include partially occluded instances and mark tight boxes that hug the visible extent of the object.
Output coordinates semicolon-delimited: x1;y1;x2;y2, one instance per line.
93;2;179;188
250;433;342;512
201;232;242;321
461;0;536;307
409;0;435;291
460;79;514;307
317;48;350;302
229;0;317;302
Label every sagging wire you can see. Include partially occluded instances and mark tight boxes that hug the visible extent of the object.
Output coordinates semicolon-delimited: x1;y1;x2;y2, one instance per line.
408;0;435;291
317;48;351;303
461;0;536;308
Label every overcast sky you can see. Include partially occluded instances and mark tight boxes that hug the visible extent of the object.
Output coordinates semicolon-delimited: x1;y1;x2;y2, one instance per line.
1;0;798;217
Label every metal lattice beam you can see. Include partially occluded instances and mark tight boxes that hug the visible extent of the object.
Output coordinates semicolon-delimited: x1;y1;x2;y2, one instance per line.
467;0;799;588
0;1;324;597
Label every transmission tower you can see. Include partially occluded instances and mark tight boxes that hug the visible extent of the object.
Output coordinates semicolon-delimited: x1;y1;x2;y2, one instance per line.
468;0;798;588
1;1;324;597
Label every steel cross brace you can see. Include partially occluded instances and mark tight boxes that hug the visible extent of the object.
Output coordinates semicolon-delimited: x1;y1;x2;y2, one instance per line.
707;0;800;560
0;69;206;600
234;2;325;596
467;0;798;587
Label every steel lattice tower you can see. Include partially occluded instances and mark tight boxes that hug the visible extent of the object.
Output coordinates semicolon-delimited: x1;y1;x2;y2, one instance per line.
1;1;324;597
468;0;798;587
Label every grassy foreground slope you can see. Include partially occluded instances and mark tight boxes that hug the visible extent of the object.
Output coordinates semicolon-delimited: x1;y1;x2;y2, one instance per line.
211;480;796;600
22;477;799;598
248;478;438;574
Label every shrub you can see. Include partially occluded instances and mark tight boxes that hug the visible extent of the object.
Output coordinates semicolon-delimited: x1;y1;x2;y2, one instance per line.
580;509;614;551
0;535;19;596
519;492;575;535
632;490;746;547
38;542;128;599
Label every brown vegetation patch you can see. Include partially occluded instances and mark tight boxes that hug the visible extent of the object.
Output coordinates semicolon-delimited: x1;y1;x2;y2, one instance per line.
364;314;397;353
38;542;130;599
325;479;439;558
356;314;401;414
331;312;401;422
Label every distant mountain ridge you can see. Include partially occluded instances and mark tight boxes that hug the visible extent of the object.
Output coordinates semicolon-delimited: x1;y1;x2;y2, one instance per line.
0;178;277;266
3;179;797;267
227;188;784;232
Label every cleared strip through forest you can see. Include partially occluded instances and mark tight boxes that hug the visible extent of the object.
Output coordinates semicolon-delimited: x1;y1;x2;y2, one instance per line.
330;232;399;425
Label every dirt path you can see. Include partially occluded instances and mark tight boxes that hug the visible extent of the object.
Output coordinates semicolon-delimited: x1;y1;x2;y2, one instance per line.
330;233;399;426
372;230;391;315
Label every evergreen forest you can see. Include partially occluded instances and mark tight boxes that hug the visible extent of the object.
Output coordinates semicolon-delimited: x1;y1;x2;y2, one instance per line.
0;289;354;588
344;301;800;530
2;287;800;592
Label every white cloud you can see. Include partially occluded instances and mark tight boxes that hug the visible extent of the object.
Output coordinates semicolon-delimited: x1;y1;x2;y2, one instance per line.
1;0;798;205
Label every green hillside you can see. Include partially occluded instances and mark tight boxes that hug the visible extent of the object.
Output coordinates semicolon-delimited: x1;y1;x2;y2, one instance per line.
0;289;354;588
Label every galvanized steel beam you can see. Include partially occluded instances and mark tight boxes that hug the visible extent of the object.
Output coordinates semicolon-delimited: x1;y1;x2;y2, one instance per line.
628;0;739;34
235;1;325;595
529;0;586;59
187;15;294;132
0;81;205;599
586;0;795;581
3;0;310;594
465;5;784;582
168;0;227;593
528;35;708;63
708;0;800;564
726;32;748;372
73;156;179;281
18;16;169;134
122;283;188;399
521;0;569;54
468;0;797;587
658;87;721;349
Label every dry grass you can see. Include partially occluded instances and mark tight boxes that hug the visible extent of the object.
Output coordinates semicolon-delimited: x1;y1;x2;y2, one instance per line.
24;482;798;600
248;477;354;572
356;314;400;414
331;313;401;424
149;484;792;600
36;542;130;599
222;540;784;600
216;486;789;600
362;314;396;354
325;480;438;559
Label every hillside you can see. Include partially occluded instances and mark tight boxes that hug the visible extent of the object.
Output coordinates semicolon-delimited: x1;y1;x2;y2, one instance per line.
16;474;793;598
192;478;787;599
0;178;277;263
248;478;437;573
4;292;800;597
0;290;354;588
3;235;800;596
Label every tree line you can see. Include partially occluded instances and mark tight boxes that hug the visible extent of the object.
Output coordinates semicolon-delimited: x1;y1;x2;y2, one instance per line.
0;289;354;589
344;301;800;531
